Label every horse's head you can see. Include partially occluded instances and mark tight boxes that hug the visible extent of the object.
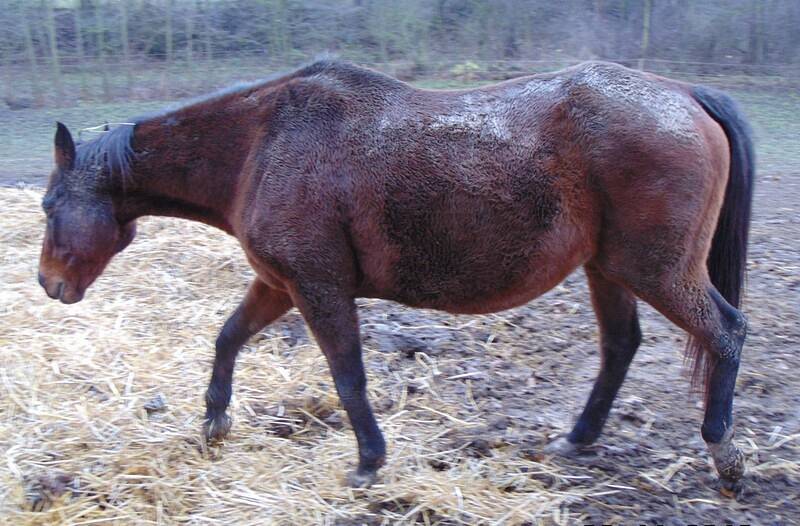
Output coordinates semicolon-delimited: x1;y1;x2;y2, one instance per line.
38;123;137;304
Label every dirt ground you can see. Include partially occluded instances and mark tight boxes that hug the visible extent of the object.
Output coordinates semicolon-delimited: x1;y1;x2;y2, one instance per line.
0;84;798;525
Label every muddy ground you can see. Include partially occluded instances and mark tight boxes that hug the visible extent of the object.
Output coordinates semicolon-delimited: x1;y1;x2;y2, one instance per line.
1;85;798;525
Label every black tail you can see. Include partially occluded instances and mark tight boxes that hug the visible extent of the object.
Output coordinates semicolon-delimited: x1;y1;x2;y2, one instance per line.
688;86;755;391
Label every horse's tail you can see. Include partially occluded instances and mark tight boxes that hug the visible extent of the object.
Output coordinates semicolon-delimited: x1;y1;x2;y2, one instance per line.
688;85;755;391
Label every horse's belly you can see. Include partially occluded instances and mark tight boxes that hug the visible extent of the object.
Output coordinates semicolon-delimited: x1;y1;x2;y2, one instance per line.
385;235;588;314
357;202;591;314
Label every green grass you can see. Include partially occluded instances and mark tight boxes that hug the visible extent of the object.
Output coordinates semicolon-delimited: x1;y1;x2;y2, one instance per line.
727;89;800;173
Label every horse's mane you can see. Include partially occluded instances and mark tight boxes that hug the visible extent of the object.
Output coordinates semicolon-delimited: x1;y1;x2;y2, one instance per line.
75;124;136;185
74;59;401;190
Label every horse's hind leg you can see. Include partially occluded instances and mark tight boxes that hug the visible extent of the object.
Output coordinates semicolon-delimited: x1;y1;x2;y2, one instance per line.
203;279;293;442
625;274;747;494
546;263;641;454
697;287;747;495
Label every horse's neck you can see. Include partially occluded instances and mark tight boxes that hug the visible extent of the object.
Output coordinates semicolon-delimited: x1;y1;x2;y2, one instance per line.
118;109;257;234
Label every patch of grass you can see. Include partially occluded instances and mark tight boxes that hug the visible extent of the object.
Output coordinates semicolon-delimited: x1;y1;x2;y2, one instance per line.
728;89;800;173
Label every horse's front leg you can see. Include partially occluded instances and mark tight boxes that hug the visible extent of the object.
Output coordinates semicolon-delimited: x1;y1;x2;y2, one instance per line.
546;263;642;454
289;282;386;488
204;279;293;442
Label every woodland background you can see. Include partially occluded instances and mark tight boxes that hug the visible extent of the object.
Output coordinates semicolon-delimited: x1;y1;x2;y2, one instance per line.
1;0;799;108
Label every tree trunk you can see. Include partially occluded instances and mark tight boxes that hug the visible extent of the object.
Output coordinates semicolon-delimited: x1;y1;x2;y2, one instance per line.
0;34;13;103
184;1;196;91
187;1;195;66
374;0;390;63
162;0;174;97
200;0;214;89
121;0;132;93
204;0;214;62
615;0;630;61
166;0;174;64
755;0;766;64
44;0;63;101
637;0;652;70
94;1;111;101
73;6;88;99
269;0;289;62
21;3;43;106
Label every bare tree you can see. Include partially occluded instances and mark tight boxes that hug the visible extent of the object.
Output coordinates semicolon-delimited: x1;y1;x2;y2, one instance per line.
20;2;43;105
203;0;214;62
120;1;132;92
94;0;111;101
748;0;766;65
166;0;174;64
269;0;289;61
44;0;63;100
638;0;652;70
187;1;196;66
0;29;13;103
73;5;89;98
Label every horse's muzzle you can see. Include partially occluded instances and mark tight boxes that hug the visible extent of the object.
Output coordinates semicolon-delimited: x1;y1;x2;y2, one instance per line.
39;272;84;304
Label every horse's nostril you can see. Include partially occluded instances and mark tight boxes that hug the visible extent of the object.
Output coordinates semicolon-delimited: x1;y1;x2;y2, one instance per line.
38;272;46;288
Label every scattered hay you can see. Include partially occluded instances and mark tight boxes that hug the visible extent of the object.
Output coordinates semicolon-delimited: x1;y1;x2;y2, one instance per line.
1;186;798;524
0;187;577;525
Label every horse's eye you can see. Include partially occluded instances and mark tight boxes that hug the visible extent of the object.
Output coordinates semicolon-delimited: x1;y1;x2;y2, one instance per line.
42;192;62;217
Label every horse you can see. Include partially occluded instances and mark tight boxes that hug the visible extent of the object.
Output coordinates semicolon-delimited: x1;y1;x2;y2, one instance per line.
37;59;754;494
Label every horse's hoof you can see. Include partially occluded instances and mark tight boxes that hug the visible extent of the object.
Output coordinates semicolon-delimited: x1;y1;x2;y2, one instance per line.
719;477;743;499
203;413;232;443
715;445;745;480
544;436;581;456
346;469;378;489
707;432;745;497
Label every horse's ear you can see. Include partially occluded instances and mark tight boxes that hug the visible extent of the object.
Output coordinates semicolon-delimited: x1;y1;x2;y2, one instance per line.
54;122;76;170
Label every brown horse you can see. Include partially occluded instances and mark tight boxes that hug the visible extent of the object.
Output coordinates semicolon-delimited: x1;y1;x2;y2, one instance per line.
38;60;753;493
